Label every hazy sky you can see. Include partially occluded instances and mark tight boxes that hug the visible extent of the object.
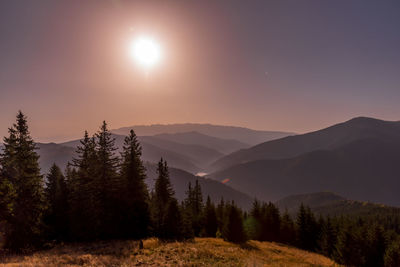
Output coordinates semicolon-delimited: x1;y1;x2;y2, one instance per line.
1;0;400;142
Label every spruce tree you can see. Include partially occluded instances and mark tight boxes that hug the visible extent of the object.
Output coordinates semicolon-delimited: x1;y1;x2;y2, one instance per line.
119;129;150;239
260;202;281;242
151;159;175;239
69;132;98;240
319;216;337;257
365;224;387;267
216;198;226;235
44;164;69;241
183;180;204;236
296;204;319;251
162;198;184;240
334;224;365;266
248;199;262;240
222;202;247;243
0;111;45;251
280;210;296;245
203;196;218;237
94;121;120;238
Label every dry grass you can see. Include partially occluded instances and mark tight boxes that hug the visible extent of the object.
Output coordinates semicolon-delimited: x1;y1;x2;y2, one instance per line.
0;238;340;267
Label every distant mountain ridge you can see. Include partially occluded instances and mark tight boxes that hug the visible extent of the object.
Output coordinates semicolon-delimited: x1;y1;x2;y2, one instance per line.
154;131;249;154
209;117;400;207
210;117;400;172
112;123;294;146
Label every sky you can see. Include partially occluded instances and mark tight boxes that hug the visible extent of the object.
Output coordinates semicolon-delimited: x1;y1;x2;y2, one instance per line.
1;0;400;142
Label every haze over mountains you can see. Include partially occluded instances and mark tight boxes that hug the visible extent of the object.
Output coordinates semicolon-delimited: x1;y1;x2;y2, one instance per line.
112;123;294;146
1;123;279;209
3;118;400;208
209;117;400;206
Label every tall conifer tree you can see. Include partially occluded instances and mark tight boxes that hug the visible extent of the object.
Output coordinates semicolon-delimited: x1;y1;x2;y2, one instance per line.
119;129;150;238
203;196;218;237
44;164;69;241
0;111;45;250
95;121;120;238
69;131;98;240
151;159;176;239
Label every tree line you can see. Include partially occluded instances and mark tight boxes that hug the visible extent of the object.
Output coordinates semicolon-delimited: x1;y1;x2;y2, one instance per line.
1;112;400;267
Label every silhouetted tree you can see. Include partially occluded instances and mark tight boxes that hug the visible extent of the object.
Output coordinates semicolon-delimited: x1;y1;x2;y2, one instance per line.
280;210;296;245
162;198;184;240
334;224;365;266
319;216;336;257
94;121;120;238
222;202;247;243
216;198;226;235
296;204;319;251
44;164;69;241
365;224;387;267
184;180;204;236
0;111;45;251
69;132;98;240
203;196;218;237
260;202;281;242
117;129;151;238
151;159;175;239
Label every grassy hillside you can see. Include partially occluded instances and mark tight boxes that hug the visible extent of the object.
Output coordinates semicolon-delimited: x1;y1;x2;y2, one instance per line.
0;238;339;267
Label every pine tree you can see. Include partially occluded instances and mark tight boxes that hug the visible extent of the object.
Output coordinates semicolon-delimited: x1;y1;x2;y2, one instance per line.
216;198;226;235
44;164;69;241
203;196;218;237
334;224;365;266
151;159;175;239
248;199;262;240
162;198;184;240
0;111;45;251
296;204;319;251
94;121;120;238
181;203;195;240
222;202;247;243
280;210;296;245
119;130;150;239
69;132;98;240
319;216;337;257
183;180;204;236
260;202;281;242
365;224;387;267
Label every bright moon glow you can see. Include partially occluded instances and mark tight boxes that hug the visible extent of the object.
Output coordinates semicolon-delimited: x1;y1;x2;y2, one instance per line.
130;37;161;68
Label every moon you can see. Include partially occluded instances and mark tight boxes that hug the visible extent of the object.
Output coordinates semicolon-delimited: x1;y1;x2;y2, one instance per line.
130;36;162;69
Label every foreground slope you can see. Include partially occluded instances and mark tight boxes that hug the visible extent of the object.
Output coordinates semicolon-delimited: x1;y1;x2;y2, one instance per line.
210;117;400;172
0;238;339;267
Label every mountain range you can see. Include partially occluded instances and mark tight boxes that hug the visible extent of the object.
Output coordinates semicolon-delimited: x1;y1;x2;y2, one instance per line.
112;123;294;146
3;118;400;208
209;117;400;206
